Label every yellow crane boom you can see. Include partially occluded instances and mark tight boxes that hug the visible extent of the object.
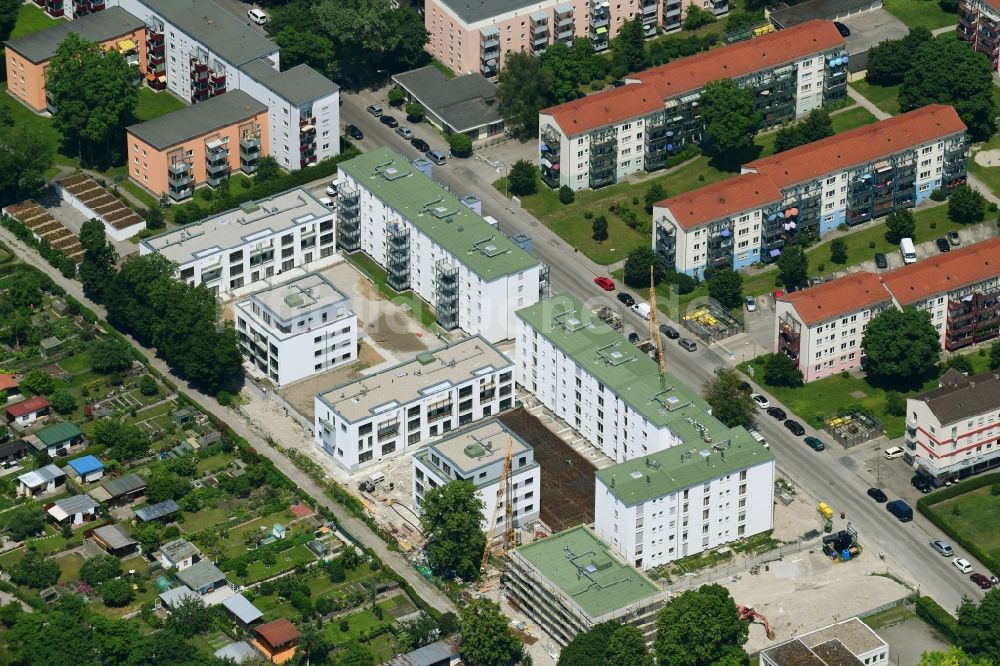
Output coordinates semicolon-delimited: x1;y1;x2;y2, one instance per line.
649;266;666;376
480;437;515;576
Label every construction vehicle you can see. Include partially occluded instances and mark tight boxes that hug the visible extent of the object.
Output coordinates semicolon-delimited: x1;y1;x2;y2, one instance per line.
479;437;516;577
738;605;776;640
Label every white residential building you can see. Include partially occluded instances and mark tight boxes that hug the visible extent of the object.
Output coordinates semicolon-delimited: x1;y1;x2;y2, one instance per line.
235;273;358;387
337;148;547;343
139;188;337;298
314;337;515;471
761;618;889;666
904;369;1000;483
538;21;846;191
412;420;540;536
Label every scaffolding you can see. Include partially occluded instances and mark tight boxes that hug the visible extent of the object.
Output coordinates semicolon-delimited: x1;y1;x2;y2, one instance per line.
434;259;460;331
337;187;361;252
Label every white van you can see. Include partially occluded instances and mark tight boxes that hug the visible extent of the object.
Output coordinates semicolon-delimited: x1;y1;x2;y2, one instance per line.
247;8;268;24
632;302;651;320
900;238;917;265
883;446;905;460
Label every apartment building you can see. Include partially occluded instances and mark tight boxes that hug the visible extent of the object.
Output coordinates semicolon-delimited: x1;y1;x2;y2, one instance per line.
314;337;515;471
412;420;540;535
655;105;968;277
904;369;1000;483
126;91;268;200
337;148;547;344
775;237;1000;382
234;273;358;387
761;618;889;666
4;7;146;112
516;293;745;463
505;525;666;646
958;0;1000;72
30;0;108;18
594;434;774;570
139;188;337;298
539;20;846;191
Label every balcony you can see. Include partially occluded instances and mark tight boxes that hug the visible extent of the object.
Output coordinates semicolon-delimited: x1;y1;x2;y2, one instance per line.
45;0;64;17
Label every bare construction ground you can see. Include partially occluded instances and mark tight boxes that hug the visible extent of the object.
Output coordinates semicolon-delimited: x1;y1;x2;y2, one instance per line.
499;408;595;532
276;341;384;421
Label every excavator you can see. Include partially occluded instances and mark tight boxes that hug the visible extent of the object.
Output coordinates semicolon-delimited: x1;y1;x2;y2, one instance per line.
738;605;776;640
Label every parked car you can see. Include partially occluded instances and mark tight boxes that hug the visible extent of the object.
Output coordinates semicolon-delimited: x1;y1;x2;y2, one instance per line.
618;293;636;307
867;487;888;503
426;149;447;165
971;573;993;589
346;124;364;140
745;296;756;312
594;276;615;291
953;557;973;574
410;137;430;152
380;115;399;128
628;332;640;343
678;338;697;352
738;381;752;393
834;21;850;36
887;499;913;522
948;231;962;246
929;539;954;556
784;419;805;436
912;474;933;494
395;126;414;140
751;394;770;409
874;253;888;269
883;446;904;460
366;105;383;117
248;8;268;24
936;237;951;253
804;436;825;451
660;324;679;339
767;406;786;420
326;181;338;197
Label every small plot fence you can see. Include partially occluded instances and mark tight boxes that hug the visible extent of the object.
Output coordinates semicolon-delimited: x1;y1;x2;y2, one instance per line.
825;408;883;448
682;298;744;343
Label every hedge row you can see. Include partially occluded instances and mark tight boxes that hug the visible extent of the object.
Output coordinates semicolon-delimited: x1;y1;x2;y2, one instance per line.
914;595;958;642
0;215;76;278
918;471;1000;576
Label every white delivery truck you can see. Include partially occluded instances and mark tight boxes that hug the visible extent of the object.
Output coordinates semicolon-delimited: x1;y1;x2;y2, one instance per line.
900;237;917;265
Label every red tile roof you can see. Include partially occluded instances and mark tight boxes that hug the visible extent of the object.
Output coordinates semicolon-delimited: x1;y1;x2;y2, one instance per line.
656;173;783;229
780;272;891;325
747;105;966;189
0;374;17;391
542;21;844;136
254;619;301;648
882;236;1000;305
5;396;50;418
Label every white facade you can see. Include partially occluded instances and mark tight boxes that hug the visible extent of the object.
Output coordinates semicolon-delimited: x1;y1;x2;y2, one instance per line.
139;188;337;298
411;420;540;536
314;337;515;471
234;273;358;387
761;618;889;666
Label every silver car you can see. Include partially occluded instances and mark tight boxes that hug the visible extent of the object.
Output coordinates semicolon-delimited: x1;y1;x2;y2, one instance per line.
929;539;953;556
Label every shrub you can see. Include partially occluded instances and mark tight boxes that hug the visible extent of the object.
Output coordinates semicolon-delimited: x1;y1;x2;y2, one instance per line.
559;185;575;205
991;483;1000;496
446;132;472;157
404;103;424;123
885;390;906;417
930;188;948;202
914;596;957;642
584;210;593;219
101;579;135;607
387;87;406;107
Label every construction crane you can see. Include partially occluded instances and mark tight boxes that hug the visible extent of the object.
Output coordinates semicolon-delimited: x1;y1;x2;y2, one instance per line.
738;605;776;640
479;437;516;576
648;266;667;382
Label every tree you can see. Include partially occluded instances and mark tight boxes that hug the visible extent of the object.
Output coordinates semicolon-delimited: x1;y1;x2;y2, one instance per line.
328;558;346;582
144;204;165;231
0;0;20;45
899;35;996;141
611;17;647;77
885;390;906;416
387;87;406;107
273;28;336;76
46;33;138;167
10;551;60;589
773;123;806;154
700;79;762;165
20;369;55;396
405;103;425;123
80;554;123;586
399;613;441;652
948;185;986;224
683;5;716;30
447;132;472;158
7;507;45;542
48;389;76;415
990;340;1000;370
762;353;803;388
867;27;933;86
607;625;653;666
255;156;281;183
100;579;134;607
90;337;134;373
460;598;523;666
885;209;916;243
776;243;808;289
300;626;331;664
645;182;667;213
558;621;618;666
0;123;56;206
947;353;974;374
592;215;609;242
956;589;1000;664
166;594;212;638
707;268;743;309
559;185;575;205
78;219;119;301
420;480;486;580
862;307;941;387
703;368;756;428
654;584;748;666
93;419;151;462
340;642;376;666
830;238;848;264
800;108;834;143
508;160;538;197
919;647;993;666
624;246;666;288
497;51;552;141
139;375;158;396
145;473;190;503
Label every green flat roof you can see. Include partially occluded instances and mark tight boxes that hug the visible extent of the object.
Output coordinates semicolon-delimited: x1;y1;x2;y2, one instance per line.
36;421;83;448
515;525;661;619
338;147;539;281
597;433;774;506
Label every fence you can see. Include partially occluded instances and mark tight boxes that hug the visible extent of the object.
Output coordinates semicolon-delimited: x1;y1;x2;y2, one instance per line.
659;536;826;591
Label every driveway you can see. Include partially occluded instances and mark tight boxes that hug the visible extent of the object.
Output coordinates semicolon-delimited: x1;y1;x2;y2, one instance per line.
840;9;908;56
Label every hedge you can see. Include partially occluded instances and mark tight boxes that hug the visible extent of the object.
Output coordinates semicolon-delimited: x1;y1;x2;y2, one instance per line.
914;595;958;641
918;471;1000;576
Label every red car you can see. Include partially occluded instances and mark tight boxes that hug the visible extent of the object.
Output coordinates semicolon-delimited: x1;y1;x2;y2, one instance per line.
594;276;615;291
970;573;993;589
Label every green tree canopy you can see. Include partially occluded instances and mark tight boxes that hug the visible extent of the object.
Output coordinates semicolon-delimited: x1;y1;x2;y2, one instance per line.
273;28;336;76
592;215;609;242
557;621;618;666
447;132;473;157
78;219;119;302
830;238;848;264
0;122;56;207
947;185;986;224
919;647;994;666
762;352;803;387
420;480;486;580
654;584;749;666
624;246;666;288
607;625;653;666
20;369;56;396
990;341;1000;370
460;598;523;666
611;16;647;77
93;419;151;462
100;579;134;607
707;268;744;309
508;159;538;196
703;368;756;428
866;27;932;86
885;209;916;244
80;554;122;586
777;243;808;289
956;589;1000;665
899;35;996;141
645;182;667;213
10;551;60;589
50;388;76;414
800;108;834;143
90;337;134;374
862;306;941;387
700;79;762;165
497;51;552;141
7;506;46;542
774;123;806;154
166;594;212;638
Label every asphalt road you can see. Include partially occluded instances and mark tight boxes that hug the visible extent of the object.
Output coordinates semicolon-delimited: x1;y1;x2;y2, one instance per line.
339;91;987;613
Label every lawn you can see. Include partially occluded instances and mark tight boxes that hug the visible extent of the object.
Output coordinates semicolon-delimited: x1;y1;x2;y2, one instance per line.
57;553;85;584
0;83;63;152
231;543;317;585
342;251;439;329
884;0;958;30
323;595;404;645
58;352;92;374
179;506;231;534
831;106;880;133
196;452;237;475
931;486;1000;565
135;89;186;123
849;80;900;116
9;4;58;40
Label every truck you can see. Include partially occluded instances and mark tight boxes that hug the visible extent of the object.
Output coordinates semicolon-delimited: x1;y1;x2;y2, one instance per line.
886;499;913;522
632;302;651;320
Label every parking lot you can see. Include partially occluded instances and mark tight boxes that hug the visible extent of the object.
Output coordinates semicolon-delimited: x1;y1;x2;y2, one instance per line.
840;9;909;56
